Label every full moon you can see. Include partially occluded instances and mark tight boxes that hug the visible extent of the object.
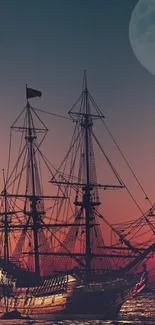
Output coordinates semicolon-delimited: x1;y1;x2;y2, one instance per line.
129;0;155;75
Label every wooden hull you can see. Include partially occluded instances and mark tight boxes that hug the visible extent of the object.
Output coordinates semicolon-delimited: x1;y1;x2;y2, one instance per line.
0;272;147;320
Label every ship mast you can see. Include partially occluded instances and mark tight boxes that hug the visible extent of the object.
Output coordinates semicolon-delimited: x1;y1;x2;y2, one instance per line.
0;87;68;278
49;71;125;276
26;102;40;277
83;71;92;277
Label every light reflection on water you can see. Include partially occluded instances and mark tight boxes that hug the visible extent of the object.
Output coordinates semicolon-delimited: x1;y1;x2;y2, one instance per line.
0;292;155;325
118;292;155;323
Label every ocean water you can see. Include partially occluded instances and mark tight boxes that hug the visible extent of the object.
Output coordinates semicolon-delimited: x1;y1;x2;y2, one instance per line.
0;292;154;325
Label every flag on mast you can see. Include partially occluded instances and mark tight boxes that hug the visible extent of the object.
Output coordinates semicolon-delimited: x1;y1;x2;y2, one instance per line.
26;86;42;99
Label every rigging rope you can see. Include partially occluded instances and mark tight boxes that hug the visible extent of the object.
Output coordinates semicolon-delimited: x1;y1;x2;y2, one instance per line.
92;130;144;215
89;92;153;206
33;107;73;121
34;103;152;208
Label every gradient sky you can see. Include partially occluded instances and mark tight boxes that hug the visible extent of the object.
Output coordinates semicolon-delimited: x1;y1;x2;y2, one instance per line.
0;1;155;229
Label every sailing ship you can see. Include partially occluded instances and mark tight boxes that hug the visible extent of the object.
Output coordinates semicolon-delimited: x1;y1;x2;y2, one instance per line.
0;73;152;320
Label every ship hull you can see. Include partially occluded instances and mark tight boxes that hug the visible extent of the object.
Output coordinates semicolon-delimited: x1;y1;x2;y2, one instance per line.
20;288;131;320
0;272;147;320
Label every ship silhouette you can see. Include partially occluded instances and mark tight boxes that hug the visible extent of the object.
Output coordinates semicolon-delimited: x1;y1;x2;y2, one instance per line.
0;72;152;320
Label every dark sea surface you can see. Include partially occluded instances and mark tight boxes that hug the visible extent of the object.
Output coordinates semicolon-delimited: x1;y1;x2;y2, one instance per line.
0;292;154;325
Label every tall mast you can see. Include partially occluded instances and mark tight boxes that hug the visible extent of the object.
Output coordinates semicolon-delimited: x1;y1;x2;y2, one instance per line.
65;71;124;276
26;102;40;277
83;71;92;277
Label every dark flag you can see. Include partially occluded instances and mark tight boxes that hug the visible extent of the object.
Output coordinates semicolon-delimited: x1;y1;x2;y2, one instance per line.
26;87;42;99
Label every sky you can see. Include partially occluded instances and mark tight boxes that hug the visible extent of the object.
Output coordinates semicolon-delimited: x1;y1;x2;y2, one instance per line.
1;0;155;272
